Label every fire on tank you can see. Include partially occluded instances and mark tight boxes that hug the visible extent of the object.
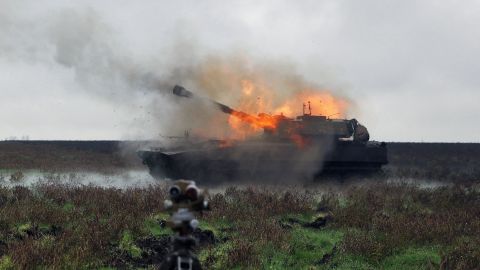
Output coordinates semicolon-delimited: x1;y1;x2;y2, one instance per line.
138;85;388;182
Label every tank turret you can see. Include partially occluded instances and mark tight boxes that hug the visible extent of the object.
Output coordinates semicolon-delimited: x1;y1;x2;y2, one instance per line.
173;85;370;143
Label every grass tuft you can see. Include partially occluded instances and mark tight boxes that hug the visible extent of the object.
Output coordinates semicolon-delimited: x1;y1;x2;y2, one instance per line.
119;231;142;259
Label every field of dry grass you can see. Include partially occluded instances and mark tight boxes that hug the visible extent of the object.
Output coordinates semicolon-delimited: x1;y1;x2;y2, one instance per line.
0;141;479;269
0;183;479;269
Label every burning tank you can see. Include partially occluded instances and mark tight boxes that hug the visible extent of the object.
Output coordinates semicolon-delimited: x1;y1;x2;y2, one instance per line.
138;85;388;181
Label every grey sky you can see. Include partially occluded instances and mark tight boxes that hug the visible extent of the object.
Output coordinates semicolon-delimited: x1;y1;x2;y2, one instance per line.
1;0;479;142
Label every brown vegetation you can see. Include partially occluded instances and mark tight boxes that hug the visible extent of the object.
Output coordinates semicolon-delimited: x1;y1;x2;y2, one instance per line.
1;182;479;269
1;141;480;268
320;183;480;268
0;184;167;268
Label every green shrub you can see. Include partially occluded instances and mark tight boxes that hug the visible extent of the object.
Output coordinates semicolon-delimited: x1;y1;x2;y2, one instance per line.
0;256;14;270
119;231;142;259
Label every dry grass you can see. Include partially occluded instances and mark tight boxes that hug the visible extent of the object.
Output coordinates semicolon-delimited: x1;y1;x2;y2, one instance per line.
319;183;480;268
0;183;167;269
0;182;479;269
200;187;314;269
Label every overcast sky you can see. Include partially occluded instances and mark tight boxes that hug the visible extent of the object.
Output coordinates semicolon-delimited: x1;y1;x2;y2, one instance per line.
1;0;479;142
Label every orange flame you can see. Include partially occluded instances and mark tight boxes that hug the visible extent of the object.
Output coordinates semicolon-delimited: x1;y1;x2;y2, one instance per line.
224;80;349;140
227;112;277;140
273;89;348;119
190;55;350;143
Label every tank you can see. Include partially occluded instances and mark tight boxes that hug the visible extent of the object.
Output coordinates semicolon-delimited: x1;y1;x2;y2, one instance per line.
138;85;388;181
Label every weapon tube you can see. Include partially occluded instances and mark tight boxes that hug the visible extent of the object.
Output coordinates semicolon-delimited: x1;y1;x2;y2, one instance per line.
173;85;267;126
173;85;236;114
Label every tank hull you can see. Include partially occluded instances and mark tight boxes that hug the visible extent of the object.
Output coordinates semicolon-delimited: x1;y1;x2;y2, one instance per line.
138;140;388;181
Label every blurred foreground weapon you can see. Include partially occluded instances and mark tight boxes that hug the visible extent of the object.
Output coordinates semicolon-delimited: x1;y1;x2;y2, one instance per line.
160;180;209;270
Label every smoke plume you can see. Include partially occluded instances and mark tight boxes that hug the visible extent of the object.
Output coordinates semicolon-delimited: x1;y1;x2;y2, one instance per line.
0;4;351;143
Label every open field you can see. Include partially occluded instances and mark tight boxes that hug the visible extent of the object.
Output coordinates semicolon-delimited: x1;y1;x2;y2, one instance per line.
0;182;479;269
0;141;143;173
386;143;480;183
1;141;480;182
0;141;479;269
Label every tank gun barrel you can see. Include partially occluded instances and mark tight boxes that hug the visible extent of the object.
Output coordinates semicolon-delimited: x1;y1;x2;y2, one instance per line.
173;85;236;114
172;85;274;128
173;85;194;98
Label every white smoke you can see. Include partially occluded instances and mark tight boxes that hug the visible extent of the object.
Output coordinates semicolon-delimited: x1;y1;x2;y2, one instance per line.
3;1;479;141
0;3;351;142
0;4;195;139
